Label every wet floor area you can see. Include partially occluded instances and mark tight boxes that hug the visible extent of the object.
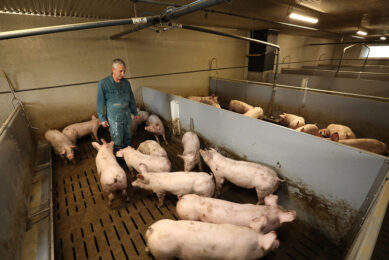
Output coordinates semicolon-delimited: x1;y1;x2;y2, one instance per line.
53;128;342;260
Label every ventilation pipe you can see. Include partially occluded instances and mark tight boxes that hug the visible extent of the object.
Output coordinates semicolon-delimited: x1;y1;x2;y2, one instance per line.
177;24;281;117
0;0;226;40
110;0;227;39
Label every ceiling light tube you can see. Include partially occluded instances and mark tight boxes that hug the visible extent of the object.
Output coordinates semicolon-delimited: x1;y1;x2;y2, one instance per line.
352;35;365;39
356;30;367;36
277;21;318;31
380;36;386;40
288;12;318;24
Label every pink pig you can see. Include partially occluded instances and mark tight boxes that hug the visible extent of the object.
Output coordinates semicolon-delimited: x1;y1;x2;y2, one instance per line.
116;146;171;173
279;113;305;129
131;171;214;207
144;114;168;145
145;219;280;260
62;115;100;144
244;107;264;119
176;194;296;233
229;99;253;114
319;124;356;140
92;139;128;206
200;148;284;204
45;129;76;161
178;131;202;171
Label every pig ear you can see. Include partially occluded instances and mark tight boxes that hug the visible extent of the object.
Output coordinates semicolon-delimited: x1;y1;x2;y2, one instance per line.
279;210;297;224
136;174;144;180
264;194;278;206
155;123;161;130
92;115;96;119
92;142;101;150
116;150;123;157
279;113;286;119
261;232;279;252
331;132;339;142
60;149;66;155
300;127;305;132
249;216;267;232
100;138;106;144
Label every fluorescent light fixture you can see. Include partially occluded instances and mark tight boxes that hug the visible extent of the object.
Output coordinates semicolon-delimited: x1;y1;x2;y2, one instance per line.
380;36;387;40
288;12;319;24
352;35;365;39
356;30;367;36
277;21;318;31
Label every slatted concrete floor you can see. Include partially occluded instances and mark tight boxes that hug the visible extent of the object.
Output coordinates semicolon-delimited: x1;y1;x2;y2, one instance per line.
53;129;342;260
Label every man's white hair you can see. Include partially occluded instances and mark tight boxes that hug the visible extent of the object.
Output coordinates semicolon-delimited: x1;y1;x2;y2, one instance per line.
112;58;126;69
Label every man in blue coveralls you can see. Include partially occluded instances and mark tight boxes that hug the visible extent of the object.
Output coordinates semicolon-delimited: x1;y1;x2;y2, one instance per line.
97;58;139;153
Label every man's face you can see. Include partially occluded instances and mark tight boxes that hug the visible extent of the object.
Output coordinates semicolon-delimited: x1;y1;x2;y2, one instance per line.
112;64;126;82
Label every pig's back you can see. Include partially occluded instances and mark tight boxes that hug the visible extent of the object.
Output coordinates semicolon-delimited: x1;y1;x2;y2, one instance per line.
147;219;259;260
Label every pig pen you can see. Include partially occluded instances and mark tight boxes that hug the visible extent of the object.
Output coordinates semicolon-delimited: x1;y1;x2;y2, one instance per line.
51;124;341;260
210;77;389;144
141;86;389;258
1;87;387;260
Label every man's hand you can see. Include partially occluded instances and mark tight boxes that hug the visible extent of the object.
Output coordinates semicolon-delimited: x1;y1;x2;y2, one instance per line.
134;115;140;120
101;121;109;127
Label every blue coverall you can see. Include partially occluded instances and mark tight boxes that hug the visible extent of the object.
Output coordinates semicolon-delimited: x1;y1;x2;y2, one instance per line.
97;74;138;150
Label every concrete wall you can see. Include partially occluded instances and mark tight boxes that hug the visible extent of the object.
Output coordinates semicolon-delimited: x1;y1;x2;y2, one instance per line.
248;32;336;81
0;13;247;136
277;33;336;69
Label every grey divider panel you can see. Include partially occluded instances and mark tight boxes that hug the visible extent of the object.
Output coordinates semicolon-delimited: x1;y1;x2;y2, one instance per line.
210;78;389;144
267;73;389;97
141;86;388;245
0;105;36;260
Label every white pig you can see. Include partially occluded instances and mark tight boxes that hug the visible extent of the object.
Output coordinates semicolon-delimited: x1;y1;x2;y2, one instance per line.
229;99;253;114
176;194;296;233
45;129;76;161
92;139;128;206
279;113;305;129
178;131;202;171
137;140;168;157
188;95;221;108
244;107;264;119
296;123;319;135
116;146;171;173
62;115;100;144
131;109;149;136
200;148;283;204
144;114;168;145
319;124;356;140
131;172;215;207
331;133;387;155
145;219;279;260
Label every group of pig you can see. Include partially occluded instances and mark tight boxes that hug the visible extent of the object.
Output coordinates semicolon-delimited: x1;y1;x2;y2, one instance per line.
44;115;101;162
44;106;298;259
113;129;296;259
187;95;264;119
279;113;388;155
44;108;169;163
187;95;387;155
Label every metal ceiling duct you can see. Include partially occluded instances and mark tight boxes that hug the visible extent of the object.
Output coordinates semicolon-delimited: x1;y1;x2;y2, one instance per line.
0;0;227;40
